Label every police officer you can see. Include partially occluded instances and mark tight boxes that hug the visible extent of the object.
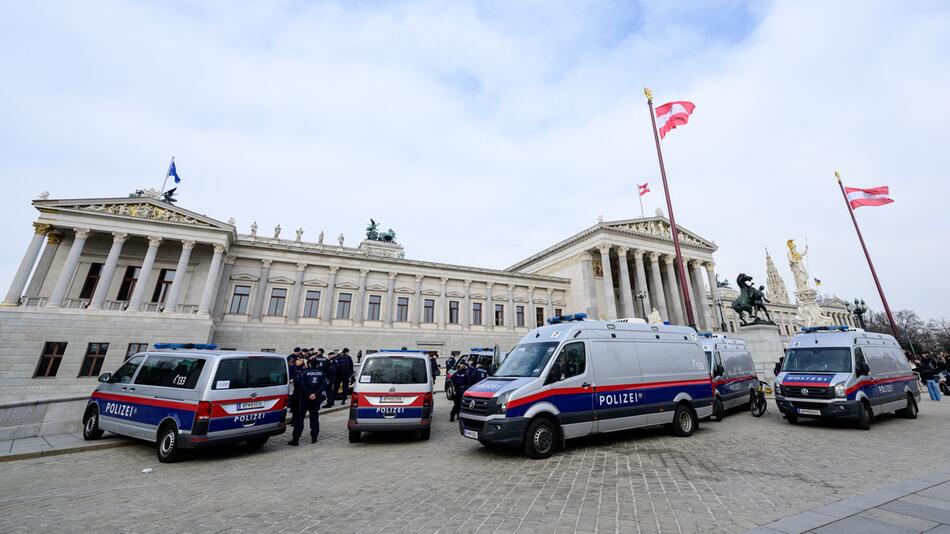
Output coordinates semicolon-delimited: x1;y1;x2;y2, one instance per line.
445;354;456;371
324;352;339;408
310;349;329;376
472;360;489;384
449;361;471;422
335;348;354;405
289;358;325;446
288;351;304;415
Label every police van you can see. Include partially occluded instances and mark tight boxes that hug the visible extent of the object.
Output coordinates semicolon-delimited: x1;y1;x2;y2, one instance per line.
348;350;434;443
82;344;289;462
458;314;713;459
774;326;920;429
444;347;503;400
700;334;758;420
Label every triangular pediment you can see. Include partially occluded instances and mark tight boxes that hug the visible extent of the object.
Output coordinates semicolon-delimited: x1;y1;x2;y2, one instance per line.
445;290;465;298
421;288;441;296
336;281;359;290
303;278;328;287
268;275;296;285
394;286;415;294
366;284;388;292
231;273;260;282
33;196;234;232
602;217;715;250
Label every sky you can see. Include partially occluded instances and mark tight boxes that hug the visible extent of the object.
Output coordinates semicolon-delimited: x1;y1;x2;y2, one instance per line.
2;0;948;319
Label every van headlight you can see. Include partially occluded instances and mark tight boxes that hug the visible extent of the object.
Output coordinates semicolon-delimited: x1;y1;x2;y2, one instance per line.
495;391;511;414
773;382;782;396
834;382;846;398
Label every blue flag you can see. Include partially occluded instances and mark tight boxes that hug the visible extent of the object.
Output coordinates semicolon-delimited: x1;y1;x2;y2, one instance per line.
167;159;181;184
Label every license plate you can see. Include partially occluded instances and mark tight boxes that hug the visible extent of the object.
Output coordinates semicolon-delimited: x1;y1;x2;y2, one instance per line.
797;408;821;416
379;396;402;404
237;401;265;411
463;429;479;439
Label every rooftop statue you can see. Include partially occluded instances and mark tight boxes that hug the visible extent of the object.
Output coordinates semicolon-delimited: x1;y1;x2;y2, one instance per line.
731;273;775;326
787;239;810;293
365;219;398;243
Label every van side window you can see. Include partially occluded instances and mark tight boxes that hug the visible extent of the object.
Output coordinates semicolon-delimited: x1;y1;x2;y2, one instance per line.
854;348;867;371
134;356;206;389
550;342;586;382
111;355;144;384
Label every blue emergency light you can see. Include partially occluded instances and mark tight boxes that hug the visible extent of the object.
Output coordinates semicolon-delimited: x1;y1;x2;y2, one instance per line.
469;347;495;352
698;332;715;338
379;349;430;353
799;325;851;333
546;312;588;325
153;343;218;350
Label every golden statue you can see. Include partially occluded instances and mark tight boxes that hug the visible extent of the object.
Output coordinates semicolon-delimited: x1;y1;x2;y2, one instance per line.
786;239;810;293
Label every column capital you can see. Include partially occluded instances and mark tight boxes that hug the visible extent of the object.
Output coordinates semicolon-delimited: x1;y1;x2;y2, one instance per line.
387;271;397;280
261;259;273;269
688;259;703;269
47;232;63;245
647;251;660;261
546;287;553;295
112;232;129;244
579;251;593;262
359;268;369;277
705;261;716;269
213;243;227;254
328;265;340;274
297;262;309;272
74;228;91;240
147;235;163;247
414;274;424;282
597;244;612;254
632;248;645;259
662;254;676;266
616;246;629;255
507;283;515;291
528;285;535;292
439;276;448;285
224;255;237;265
181;240;195;251
486;281;494;289
463;279;472;287
32;222;51;235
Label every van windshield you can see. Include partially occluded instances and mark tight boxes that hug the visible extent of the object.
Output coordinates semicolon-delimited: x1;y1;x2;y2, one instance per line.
783;348;852;373
213;357;288;389
360;357;428;384
494;342;559;378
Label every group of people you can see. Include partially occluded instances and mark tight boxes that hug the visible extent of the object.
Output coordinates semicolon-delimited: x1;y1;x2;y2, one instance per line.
285;347;356;446
913;351;950;401
447;355;490;423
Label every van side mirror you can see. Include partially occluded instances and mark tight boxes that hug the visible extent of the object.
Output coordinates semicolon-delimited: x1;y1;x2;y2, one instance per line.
98;373;112;383
713;364;725;378
544;371;558;386
856;362;870;377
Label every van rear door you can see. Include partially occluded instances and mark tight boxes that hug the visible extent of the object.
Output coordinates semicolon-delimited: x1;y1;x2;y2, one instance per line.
356;355;431;425
205;356;289;440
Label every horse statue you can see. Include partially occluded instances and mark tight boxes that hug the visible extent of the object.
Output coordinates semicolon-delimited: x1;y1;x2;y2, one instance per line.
380;228;396;243
731;273;756;325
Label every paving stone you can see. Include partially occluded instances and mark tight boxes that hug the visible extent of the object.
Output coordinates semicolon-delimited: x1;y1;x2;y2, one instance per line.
811;514;918;534
880;500;950;524
919;482;950;502
859;507;939;532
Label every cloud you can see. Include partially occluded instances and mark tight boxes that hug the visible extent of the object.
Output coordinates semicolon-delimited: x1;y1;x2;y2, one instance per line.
0;0;946;318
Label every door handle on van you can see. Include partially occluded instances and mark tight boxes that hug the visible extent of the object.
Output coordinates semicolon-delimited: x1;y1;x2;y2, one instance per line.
581;382;592;389
128;387;136;391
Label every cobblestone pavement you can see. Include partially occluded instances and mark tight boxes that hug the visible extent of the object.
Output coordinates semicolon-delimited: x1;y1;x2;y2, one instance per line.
1;398;947;534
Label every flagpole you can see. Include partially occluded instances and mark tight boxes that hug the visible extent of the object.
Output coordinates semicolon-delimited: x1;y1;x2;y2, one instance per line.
835;171;898;338
638;190;645;218
160;156;174;194
645;88;695;328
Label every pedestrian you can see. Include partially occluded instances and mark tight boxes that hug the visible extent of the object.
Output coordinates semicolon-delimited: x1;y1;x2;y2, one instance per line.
357;350;363;364
324;351;339;408
336;348;354;405
917;354;941;401
450;361;471;422
773;355;784;377
288;358;325;446
430;353;441;383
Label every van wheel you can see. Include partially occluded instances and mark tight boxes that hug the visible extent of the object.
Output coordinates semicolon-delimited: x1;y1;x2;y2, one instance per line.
786;413;798;424
670;404;697;437
898;395;918;419
856;401;872;430
445;382;454;401
712;398;725;422
157;423;182;463
245;437;268;450
524;418;556;459
419;428;431;441
348;430;362;443
82;406;104;440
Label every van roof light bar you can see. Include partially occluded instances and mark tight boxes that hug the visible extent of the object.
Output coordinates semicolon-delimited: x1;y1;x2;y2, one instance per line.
799;325;851;333
153;343;218;350
546;312;587;325
379;349;430;353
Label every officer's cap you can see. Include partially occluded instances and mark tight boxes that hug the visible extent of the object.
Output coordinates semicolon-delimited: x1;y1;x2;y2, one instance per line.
293;347;301;352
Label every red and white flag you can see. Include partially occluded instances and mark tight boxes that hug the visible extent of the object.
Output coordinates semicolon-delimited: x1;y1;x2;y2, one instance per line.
638;182;650;197
845;185;894;209
655;101;695;139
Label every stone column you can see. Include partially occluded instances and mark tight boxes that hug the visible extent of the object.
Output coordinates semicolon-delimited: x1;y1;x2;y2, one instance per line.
384;272;396;327
526;285;535;326
438;277;448;329
663;255;684;325
579;252;599;318
351;268;368;325
128;236;163;311
689;260;709;330
161;240;194;313
506;284;515;331
485;282;495;330
321;266;339;324
545;288;554;318
287;263;307;323
647;252;669;321
633;249;651;317
212;255;236;320
412;274;423;327
4;223;51;305
705;262;721;330
25;231;62;297
615;247;635;318
597;245;617;320
88;232;129;310
462;279;472;330
47;228;91;308
198;244;226;314
249;259;272;321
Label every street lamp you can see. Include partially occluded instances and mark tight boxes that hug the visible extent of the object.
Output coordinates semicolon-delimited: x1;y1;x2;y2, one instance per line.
848;298;868;330
714;297;727;332
636;290;647;318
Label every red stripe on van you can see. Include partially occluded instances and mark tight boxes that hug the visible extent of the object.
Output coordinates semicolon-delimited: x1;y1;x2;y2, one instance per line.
209;395;287;418
845;374;916;395
462;390;495;399
91;391;197;412
506;378;712;410
357;392;426;407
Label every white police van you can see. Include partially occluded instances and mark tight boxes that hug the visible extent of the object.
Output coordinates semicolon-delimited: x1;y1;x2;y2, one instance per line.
458;313;713;459
699;334;758;420
348;350;434;443
444;346;503;400
774;326;919;429
82;344;289;462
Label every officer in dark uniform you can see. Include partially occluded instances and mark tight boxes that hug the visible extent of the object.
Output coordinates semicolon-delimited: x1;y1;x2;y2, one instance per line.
310;349;329;376
472;361;489;384
335;348;354;405
324;352;339;407
445;354;457;371
288;355;305;415
449;361;471;422
289;359;325;446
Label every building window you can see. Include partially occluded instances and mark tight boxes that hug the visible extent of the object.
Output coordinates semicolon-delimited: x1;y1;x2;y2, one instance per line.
472;302;482;325
423;299;435;323
396;297;409;322
260;348;276;353
495;304;505;326
448;301;459;324
367;295;381;321
516;306;525;327
555;308;563;317
151;269;176;304
337;292;352;319
303;290;321;318
126;343;148;360
267;287;287;316
78;263;103;299
34;342;67;378
229;285;251;314
536;307;544;327
116;266;140;301
79;343;109;377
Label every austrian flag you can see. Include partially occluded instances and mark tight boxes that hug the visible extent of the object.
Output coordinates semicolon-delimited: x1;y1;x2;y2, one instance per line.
845;185;894;209
655;101;695;139
638;183;650;197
